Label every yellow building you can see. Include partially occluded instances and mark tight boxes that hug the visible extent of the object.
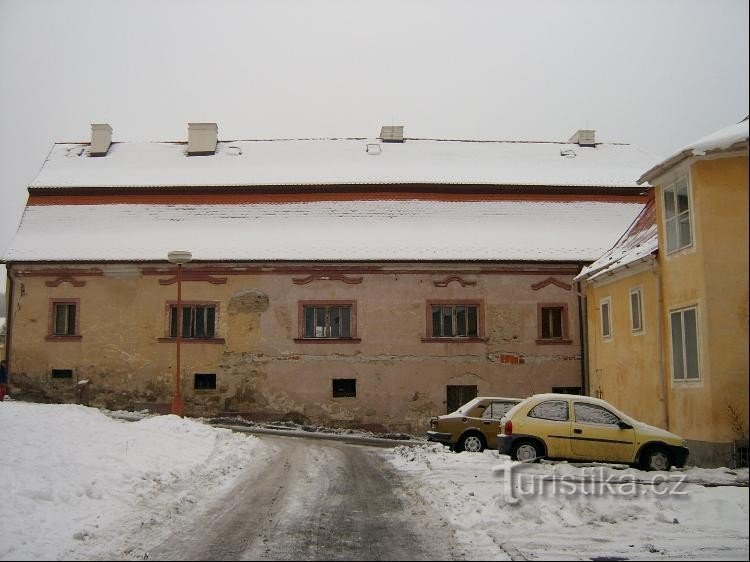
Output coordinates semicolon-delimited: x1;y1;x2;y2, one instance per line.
578;118;749;467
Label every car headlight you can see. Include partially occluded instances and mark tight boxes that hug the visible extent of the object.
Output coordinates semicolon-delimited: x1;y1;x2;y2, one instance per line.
681;440;688;448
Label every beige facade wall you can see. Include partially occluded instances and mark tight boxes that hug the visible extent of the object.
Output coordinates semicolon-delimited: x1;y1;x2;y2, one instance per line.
585;266;665;427
655;156;749;444
6;263;584;433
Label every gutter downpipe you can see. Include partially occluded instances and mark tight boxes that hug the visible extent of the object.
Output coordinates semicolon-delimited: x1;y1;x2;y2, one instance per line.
654;258;670;430
577;277;588;396
4;264;13;384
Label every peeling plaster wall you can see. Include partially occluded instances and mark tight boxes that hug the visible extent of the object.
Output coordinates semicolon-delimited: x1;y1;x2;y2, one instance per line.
7;264;583;432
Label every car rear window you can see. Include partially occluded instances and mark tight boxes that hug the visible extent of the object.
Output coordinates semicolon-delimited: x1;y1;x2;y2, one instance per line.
528;400;569;421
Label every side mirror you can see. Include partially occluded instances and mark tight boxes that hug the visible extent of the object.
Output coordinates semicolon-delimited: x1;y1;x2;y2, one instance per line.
617;420;633;430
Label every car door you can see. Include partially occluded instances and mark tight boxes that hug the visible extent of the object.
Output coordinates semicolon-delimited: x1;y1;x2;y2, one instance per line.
480;400;518;448
570;401;636;463
524;399;573;459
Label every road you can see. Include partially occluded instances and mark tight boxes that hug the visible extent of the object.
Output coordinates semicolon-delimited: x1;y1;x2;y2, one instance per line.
146;435;464;561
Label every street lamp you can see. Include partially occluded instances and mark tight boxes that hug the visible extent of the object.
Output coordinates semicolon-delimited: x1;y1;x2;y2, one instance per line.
167;250;192;416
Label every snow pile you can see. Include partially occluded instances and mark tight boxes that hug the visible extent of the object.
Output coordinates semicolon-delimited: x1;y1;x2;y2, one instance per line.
0;402;266;561
388;444;749;560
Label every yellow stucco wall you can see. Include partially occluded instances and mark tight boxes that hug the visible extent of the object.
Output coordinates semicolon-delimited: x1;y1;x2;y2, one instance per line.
656;156;749;443
585;267;665;427
6;263;584;432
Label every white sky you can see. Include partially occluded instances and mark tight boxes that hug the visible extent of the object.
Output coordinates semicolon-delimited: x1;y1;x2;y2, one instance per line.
0;0;748;263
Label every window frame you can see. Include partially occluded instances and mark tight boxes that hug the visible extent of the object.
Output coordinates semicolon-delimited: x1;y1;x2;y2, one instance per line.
536;303;572;345
663;176;694;254
423;300;485;342
46;298;82;341
600;297;612;340
629;287;645;334
158;300;224;344
669;306;701;382
295;300;360;343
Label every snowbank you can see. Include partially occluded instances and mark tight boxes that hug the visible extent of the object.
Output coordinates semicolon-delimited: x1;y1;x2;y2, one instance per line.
0;402;266;561
388;444;749;560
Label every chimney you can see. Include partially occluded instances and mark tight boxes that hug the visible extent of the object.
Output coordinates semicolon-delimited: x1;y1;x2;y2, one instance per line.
568;129;596;147
89;123;112;156
379;125;404;143
187;122;218;156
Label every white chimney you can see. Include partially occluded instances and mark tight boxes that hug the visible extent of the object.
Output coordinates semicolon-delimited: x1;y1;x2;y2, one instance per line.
379;125;404;143
568;129;596;147
89;123;112;156
187;122;218;156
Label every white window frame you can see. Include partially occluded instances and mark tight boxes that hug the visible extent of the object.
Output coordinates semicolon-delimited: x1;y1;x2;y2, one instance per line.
629;287;644;334
663;176;694;254
600;297;612;340
669;306;701;382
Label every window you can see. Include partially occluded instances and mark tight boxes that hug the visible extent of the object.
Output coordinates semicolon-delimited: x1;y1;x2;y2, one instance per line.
670;307;700;380
427;302;481;339
600;298;612;339
304;305;352;338
194;373;217;390
537;304;570;343
332;378;356;397
663;177;693;253
446;385;478;413
169;304;216;338
552;386;581;395
574;402;620;425
630;288;644;333
481;401;517;420
47;299;81;340
528;400;569;421
51;369;73;379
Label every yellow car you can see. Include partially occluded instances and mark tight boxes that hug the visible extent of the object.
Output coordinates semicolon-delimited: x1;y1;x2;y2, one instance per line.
497;394;689;471
427;397;522;452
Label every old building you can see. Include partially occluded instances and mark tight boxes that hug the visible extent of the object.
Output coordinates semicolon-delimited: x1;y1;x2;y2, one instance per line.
2;124;651;432
577;118;749;466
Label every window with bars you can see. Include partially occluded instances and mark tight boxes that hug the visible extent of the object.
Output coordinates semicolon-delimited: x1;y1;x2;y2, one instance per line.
429;304;479;338
303;305;353;339
169;304;216;338
663;177;693;253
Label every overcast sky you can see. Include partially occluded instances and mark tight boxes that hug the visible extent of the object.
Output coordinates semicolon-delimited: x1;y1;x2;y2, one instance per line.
0;0;748;266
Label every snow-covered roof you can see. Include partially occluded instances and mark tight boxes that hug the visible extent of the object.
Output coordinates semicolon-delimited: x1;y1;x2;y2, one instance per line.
30;138;656;190
639;118;749;184
3;199;644;262
575;197;657;282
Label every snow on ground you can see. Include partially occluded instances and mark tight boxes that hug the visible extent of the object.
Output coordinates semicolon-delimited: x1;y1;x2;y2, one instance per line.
1;401;267;561
3;400;748;561
387;444;750;561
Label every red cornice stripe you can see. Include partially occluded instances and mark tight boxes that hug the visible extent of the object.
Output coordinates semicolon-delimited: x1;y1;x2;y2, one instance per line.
27;191;647;206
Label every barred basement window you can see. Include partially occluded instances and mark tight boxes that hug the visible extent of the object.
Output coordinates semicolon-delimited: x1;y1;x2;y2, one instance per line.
194;373;217;390
332;379;356;397
51;369;73;379
170;304;216;338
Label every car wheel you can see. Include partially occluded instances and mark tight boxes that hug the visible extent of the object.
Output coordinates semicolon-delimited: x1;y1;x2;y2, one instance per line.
457;433;485;453
511;440;543;463
640;446;672;471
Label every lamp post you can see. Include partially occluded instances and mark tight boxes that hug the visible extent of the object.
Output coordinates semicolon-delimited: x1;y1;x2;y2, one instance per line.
167;250;192;416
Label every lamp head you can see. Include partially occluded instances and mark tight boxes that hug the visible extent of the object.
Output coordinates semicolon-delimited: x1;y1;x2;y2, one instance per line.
167;250;193;264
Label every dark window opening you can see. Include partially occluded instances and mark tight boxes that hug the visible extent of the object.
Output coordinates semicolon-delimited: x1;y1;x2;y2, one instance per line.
304;306;352;338
170;305;216;338
541;306;564;339
332;378;356;397
194;373;217;390
446;384;478;413
552;386;581;395
51;369;73;379
53;303;77;336
431;305;478;338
